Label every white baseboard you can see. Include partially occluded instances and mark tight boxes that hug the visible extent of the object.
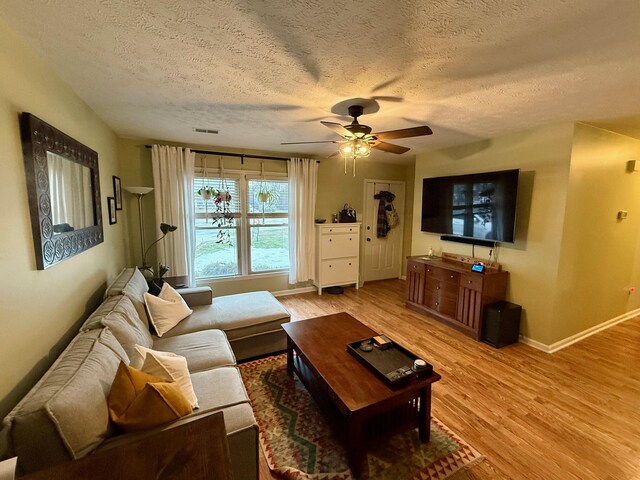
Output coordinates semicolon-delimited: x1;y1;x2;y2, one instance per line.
520;308;640;353
272;286;317;297
518;336;553;353
399;275;407;281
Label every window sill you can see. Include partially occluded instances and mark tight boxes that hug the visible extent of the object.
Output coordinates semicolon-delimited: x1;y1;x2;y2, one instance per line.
196;270;289;286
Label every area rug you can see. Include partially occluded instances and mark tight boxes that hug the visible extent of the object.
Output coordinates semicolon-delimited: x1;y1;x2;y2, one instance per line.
238;354;483;480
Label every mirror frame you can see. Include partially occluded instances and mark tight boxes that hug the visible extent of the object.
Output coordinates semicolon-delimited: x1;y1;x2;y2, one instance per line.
20;112;103;270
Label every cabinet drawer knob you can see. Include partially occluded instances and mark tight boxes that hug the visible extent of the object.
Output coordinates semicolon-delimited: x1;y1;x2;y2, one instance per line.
329;265;332;268
348;263;352;266
329;239;332;242
437;286;440;290
349;238;352;241
468;280;472;284
435;302;439;306
450;275;454;279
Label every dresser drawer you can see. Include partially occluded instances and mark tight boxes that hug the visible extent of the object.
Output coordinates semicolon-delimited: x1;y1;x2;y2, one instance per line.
320;258;358;285
425;278;458;301
321;225;359;235
320;233;359;258
460;274;483;292
424;291;458;317
425;265;460;285
408;260;425;276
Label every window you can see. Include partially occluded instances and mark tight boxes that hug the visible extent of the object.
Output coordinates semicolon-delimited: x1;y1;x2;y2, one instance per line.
194;172;289;279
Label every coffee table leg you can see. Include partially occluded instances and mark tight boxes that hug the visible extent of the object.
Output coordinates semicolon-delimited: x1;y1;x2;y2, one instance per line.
348;417;363;478
419;386;431;443
286;336;293;376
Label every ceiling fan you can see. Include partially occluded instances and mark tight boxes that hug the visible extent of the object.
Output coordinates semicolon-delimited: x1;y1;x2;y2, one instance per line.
281;104;433;156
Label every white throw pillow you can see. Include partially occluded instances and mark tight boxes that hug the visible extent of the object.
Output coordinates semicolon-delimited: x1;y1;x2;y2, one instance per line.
131;345;199;409
144;283;192;337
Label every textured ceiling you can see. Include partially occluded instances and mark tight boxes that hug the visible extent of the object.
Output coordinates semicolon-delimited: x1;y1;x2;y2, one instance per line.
2;0;640;163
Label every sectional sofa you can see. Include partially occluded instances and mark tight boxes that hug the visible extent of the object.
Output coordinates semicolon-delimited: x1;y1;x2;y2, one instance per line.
0;268;291;479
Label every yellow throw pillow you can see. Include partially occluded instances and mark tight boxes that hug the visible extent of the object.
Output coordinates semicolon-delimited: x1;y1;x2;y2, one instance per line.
107;361;192;432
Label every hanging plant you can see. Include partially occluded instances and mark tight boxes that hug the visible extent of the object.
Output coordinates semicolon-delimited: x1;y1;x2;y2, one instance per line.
197;186;216;200
197;186;217;224
210;157;234;245
257;191;270;203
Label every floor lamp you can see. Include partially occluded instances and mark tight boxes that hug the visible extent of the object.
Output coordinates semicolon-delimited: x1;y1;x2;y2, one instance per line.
124;186;154;268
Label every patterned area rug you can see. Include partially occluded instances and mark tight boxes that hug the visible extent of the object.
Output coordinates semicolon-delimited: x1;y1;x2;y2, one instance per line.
239;354;483;480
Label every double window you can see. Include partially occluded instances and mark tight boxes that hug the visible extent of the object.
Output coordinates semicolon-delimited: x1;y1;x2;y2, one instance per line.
193;172;289;279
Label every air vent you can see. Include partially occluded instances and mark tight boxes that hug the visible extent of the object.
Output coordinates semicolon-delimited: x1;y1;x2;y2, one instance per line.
193;128;219;134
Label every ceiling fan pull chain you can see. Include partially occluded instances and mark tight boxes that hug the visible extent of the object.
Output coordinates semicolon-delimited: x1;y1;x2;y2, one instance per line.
353;155;356;177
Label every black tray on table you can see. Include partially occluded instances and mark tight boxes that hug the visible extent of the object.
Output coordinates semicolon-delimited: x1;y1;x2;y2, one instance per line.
346;338;433;388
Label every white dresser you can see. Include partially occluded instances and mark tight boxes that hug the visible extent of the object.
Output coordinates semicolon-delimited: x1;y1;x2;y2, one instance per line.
314;223;361;295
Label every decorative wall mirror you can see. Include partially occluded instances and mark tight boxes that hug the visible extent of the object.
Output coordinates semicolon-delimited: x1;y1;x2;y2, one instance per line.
20;113;103;269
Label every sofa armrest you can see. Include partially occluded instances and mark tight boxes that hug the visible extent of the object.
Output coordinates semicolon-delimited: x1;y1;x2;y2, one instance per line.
84;413;233;480
177;286;212;307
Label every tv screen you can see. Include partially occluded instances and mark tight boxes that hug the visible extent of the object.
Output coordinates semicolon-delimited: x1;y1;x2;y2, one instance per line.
421;169;519;243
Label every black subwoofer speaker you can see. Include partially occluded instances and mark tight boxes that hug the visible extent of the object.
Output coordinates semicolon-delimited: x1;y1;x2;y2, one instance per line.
482;301;522;348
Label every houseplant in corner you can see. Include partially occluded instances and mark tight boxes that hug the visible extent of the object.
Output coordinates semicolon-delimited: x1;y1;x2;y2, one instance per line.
139;222;178;280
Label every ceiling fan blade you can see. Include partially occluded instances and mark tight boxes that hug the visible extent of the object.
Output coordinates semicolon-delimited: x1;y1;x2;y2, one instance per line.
321;121;353;138
280;140;339;145
373;125;433;141
372;141;411;154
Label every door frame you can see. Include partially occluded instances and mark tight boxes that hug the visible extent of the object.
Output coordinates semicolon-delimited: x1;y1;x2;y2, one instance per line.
361;178;406;285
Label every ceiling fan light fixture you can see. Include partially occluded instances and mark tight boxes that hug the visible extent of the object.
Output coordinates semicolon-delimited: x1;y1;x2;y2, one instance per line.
339;138;371;177
339;139;370;159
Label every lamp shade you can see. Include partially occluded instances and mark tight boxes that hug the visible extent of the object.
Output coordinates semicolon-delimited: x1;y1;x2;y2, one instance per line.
124;186;154;195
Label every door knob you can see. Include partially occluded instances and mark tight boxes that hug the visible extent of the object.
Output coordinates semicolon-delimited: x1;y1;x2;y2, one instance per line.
366;238;371;242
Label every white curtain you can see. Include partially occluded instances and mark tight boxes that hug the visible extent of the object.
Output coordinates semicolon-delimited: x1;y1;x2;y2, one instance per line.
288;157;318;284
151;145;196;287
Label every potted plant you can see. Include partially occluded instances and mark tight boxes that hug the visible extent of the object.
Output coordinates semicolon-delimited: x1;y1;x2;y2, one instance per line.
140;222;178;280
197;186;216;200
211;191;234;245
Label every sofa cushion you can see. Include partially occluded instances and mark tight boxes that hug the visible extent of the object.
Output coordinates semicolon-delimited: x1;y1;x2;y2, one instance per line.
104;268;149;327
1;328;127;473
188;367;250;415
158;291;290;341
107;362;192;433
152;330;236;373
81;295;153;358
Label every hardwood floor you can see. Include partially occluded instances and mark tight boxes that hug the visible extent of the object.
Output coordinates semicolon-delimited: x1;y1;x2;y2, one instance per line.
258;279;640;480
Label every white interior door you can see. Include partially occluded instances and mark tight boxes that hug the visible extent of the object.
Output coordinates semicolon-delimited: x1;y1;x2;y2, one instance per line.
362;180;405;282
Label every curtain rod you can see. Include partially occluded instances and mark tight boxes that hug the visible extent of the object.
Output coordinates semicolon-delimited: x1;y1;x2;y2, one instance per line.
144;145;319;163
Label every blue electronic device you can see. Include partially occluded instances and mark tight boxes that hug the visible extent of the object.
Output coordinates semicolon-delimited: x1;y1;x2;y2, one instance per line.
471;263;486;273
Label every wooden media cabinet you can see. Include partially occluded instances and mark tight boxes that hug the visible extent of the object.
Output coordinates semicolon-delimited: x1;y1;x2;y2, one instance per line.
405;254;508;340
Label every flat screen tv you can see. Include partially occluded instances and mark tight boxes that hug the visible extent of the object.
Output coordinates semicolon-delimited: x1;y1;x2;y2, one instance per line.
421;169;519;243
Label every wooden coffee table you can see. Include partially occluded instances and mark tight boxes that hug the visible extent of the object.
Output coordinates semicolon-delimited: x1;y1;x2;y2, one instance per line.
282;312;441;478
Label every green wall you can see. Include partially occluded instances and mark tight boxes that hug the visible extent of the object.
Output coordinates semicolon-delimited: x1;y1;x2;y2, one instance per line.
0;19;128;418
550;123;640;342
412;122;575;344
412;121;640;345
117;139;414;294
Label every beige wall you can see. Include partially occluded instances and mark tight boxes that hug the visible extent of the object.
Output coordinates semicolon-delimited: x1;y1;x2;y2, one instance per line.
412;123;576;344
117;139;413;294
0;19;128;417
550;123;640;342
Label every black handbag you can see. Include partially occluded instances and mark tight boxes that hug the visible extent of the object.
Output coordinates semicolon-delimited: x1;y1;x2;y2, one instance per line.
339;203;357;223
